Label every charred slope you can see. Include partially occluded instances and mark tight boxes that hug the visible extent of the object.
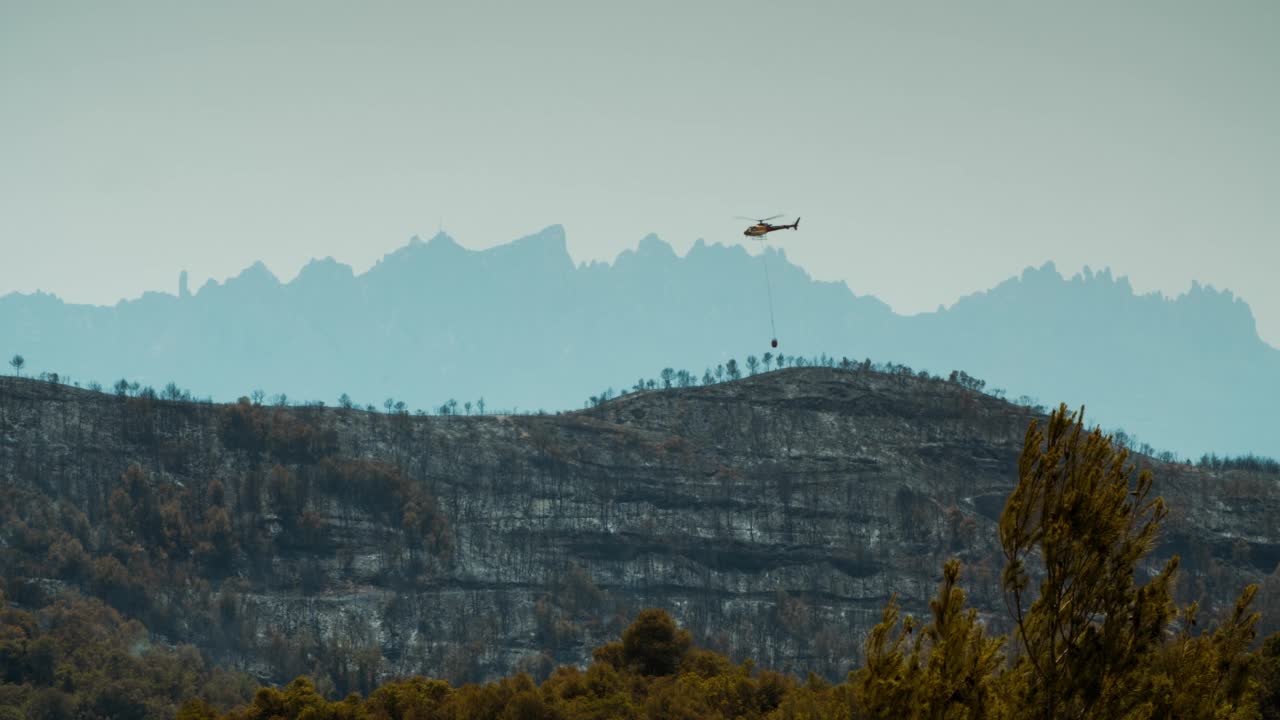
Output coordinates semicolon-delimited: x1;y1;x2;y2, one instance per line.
0;368;1276;690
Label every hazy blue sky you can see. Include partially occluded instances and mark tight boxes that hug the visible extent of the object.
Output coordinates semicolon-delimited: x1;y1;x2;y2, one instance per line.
3;1;1278;347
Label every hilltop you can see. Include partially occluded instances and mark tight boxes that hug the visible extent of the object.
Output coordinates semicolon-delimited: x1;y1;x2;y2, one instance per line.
3;227;1277;458
1;366;1276;693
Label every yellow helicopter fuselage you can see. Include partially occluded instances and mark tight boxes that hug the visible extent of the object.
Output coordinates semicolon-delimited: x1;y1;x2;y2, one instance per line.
743;218;799;237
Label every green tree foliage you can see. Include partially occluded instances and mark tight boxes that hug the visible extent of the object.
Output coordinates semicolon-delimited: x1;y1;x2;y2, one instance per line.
852;558;1003;719
294;400;1267;720
1000;404;1175;716
1260;633;1280;720
1145;591;1263;718
621;608;691;676
997;404;1258;718
184;554;1266;720
0;590;256;720
6;388;1275;719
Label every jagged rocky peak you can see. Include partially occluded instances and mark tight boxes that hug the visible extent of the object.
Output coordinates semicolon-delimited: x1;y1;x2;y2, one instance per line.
193;260;279;298
369;232;462;269
1076;264;1121;285
293;255;355;285
611;233;679;266
684;236;755;263
506;223;567;250
483;225;573;267
637;232;676;257
236;260;278;283
4;224;1276;458
219;261;281;295
1183;278;1245;307
425;230;460;249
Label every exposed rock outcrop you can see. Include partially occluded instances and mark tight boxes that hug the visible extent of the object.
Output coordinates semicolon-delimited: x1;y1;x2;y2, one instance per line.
0;368;1275;688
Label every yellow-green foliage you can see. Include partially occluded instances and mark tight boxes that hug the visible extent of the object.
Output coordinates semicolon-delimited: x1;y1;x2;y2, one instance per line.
853;558;1004;719
1259;633;1280;719
995;405;1263;719
0;588;257;720
188;404;1275;720
12;404;1277;719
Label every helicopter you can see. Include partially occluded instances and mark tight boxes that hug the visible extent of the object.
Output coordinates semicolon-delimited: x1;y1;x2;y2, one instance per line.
735;215;801;349
739;214;800;238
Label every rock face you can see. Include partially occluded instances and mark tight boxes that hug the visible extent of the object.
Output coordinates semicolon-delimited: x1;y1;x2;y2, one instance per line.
0;368;1276;688
3;229;1278;458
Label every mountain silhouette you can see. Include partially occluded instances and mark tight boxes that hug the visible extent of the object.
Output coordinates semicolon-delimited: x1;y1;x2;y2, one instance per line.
2;225;1276;457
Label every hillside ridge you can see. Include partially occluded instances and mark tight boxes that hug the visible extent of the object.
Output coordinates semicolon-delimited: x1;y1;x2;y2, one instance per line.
3;230;1276;458
2;366;1276;692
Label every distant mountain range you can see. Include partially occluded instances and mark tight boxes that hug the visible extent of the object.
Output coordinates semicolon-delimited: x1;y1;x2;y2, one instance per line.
3;225;1277;457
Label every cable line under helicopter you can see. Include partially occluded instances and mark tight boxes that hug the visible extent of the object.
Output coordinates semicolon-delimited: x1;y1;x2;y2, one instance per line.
735;214;801;349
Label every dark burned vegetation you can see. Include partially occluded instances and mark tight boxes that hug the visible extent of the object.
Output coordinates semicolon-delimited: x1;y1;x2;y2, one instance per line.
1;370;1279;718
169;405;1277;719
0;380;454;712
172;407;1280;717
219;399;340;464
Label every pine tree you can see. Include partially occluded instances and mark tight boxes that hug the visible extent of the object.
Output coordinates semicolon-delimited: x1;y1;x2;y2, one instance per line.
1145;590;1263;719
917;559;1005;718
854;595;919;718
998;403;1259;719
853;558;1003;719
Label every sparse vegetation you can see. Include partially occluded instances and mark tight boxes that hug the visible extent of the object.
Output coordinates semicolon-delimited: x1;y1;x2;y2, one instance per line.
1199;452;1280;476
0;378;453;707
1;362;1277;718
576;356;1255;469
180;404;1272;719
